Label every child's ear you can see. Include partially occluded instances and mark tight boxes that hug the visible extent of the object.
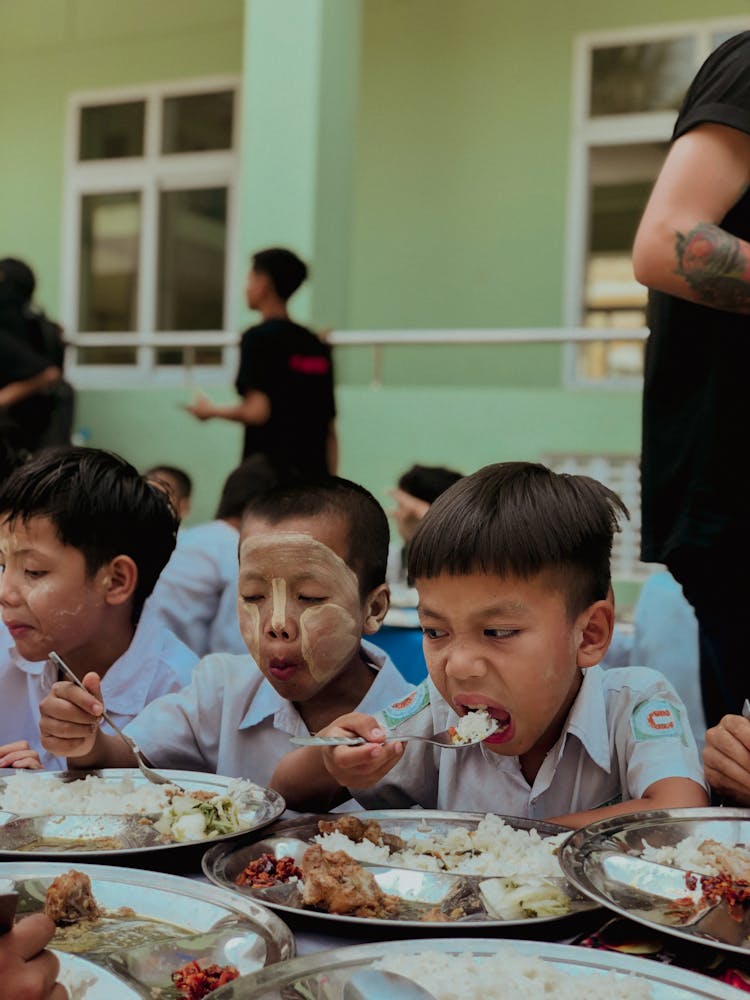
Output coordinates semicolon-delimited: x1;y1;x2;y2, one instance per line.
576;598;614;669
362;583;391;635
101;554;138;608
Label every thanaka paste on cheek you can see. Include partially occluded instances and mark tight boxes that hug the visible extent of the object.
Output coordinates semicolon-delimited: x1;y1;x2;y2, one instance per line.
240;601;261;662
238;530;363;682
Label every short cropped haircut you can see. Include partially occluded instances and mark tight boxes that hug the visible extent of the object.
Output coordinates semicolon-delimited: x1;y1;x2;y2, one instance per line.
215;455;279;520
251;247;308;301
398;464;464;504
0;446;179;624
408;461;629;617
241;477;389;596
145;465;193;503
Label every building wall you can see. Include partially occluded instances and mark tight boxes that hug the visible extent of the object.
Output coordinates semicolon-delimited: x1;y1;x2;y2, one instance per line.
1;0;747;549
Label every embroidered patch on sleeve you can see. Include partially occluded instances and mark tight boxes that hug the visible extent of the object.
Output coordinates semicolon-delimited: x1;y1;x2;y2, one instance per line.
631;699;684;742
381;681;431;729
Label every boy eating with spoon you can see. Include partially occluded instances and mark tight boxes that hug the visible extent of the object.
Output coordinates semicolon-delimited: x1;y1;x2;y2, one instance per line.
38;477;412;786
271;462;709;826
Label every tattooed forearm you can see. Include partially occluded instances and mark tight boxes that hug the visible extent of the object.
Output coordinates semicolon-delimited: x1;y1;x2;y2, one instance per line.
674;223;750;311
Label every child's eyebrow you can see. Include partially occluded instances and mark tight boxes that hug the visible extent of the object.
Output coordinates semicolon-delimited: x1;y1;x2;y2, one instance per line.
418;600;528;618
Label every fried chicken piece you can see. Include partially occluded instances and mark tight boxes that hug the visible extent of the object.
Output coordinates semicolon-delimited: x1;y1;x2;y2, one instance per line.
316;815;405;851
301;844;399;918
44;870;101;925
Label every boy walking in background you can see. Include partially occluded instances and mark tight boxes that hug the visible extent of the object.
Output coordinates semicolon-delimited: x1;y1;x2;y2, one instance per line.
0;447;198;769
272;463;708;826
186;247;337;479
38;478;412;787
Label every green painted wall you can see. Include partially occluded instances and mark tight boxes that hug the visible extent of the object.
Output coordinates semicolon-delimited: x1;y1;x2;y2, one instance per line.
2;0;748;566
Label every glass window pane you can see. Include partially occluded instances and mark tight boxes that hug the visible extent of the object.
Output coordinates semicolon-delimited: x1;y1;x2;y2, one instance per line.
79;192;141;332
157;187;227;330
79;102;145;160
161;91;234;153
590;38;695;115
76;346;138;365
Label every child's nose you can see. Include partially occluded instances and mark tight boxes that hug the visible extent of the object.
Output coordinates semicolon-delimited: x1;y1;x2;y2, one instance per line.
265;611;298;641
0;570;21;606
444;639;487;679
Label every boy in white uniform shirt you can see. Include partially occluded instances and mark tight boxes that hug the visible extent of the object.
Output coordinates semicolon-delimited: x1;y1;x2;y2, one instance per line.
0;448;197;770
272;463;709;827
38;478;412;786
147;455;278;657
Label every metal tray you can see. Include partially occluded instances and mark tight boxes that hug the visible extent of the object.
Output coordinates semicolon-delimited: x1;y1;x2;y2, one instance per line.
559;806;750;956
207;936;739;999
5;861;294;998
0;769;285;860
202;810;597;930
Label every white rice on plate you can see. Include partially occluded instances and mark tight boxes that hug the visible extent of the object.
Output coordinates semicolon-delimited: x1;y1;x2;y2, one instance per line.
314;813;567;877
0;773;258;840
372;948;654;1000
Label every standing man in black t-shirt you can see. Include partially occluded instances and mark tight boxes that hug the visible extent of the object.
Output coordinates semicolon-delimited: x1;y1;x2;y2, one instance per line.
187;247;337;479
633;32;750;733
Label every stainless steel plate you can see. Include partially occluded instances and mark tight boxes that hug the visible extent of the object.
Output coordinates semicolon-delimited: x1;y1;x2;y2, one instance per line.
207;936;738;999
0;769;285;860
202;810;597;930
5;861;294;998
559;806;750;956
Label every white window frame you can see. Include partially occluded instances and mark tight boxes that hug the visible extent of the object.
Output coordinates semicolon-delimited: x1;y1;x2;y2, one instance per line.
61;75;241;389
563;16;750;390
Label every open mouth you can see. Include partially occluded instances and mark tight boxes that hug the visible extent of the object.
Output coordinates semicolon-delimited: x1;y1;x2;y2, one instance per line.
457;702;512;741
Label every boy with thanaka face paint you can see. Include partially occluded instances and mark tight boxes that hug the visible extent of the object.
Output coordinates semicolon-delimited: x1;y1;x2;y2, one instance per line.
271;463;709;828
37;478;412;787
0;447;198;770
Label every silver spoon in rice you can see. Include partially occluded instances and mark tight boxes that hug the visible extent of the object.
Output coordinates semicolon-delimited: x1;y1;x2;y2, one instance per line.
344;969;436;1000
50;651;185;792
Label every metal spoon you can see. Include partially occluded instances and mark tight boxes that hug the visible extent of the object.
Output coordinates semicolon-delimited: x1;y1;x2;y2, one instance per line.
344;969;437;1000
290;724;497;749
50;651;185;792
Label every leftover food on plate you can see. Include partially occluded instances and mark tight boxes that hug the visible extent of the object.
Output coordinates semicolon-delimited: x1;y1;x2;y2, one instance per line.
45;869;101;925
300;844;399;919
172;960;240;999
478;875;571;919
236;853;302;888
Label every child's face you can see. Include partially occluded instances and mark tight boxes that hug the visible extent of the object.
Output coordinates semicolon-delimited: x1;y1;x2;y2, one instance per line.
0;515;111;663
416;570;589;760
238;513;374;702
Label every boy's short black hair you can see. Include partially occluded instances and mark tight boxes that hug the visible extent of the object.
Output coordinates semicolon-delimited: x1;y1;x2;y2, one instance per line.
251;247;308;301
0;257;35;304
215;455;279;520
0;446;179;624
408;461;629;617
241;476;389;597
398;464;464;504
145;465;193;504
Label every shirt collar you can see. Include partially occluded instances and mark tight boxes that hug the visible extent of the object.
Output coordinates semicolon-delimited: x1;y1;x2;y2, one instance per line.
560;665;612;772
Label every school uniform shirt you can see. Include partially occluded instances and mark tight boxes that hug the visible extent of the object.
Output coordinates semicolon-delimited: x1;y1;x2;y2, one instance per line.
0;606;198;771
125;640;413;788
353;665;707;817
147;519;245;657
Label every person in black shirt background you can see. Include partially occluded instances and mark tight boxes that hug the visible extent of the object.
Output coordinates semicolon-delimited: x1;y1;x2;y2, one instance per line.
187;247;337;479
633;32;750;736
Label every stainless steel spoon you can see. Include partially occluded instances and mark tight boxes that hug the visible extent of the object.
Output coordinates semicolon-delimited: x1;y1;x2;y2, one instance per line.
290;724;497;749
50;651;185;792
344;969;437;1000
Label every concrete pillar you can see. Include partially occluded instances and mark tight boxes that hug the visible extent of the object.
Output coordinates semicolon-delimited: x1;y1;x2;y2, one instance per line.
238;0;362;328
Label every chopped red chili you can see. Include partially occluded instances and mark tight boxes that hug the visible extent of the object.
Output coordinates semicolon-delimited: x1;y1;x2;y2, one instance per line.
171;960;239;999
235;852;302;887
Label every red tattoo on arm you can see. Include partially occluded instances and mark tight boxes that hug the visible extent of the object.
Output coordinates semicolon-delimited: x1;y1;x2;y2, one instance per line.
674;223;750;311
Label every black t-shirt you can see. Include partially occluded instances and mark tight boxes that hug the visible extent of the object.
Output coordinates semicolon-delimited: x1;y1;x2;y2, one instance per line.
640;31;750;562
235;318;336;477
0;328;56;452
